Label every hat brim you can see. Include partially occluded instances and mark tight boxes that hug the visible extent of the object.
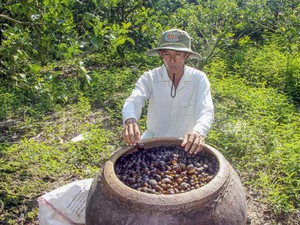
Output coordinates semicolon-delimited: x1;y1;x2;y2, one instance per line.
146;47;201;60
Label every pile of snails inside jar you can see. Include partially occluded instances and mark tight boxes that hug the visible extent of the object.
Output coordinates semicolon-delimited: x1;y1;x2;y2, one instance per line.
115;145;219;195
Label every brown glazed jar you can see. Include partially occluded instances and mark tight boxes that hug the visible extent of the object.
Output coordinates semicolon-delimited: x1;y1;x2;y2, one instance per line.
85;138;247;225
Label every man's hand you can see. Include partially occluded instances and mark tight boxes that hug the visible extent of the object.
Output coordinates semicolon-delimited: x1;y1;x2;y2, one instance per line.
181;131;205;154
122;118;141;146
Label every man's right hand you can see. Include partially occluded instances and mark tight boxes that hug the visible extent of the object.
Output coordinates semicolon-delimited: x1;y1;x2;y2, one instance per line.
122;118;141;146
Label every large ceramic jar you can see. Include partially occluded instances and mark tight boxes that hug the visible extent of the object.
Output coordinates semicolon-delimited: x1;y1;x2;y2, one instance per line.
85;138;247;225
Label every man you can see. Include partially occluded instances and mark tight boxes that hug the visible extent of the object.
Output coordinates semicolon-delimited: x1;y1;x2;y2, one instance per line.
122;29;214;154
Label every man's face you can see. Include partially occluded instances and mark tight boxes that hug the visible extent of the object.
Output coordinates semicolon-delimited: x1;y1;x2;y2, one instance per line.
159;50;190;74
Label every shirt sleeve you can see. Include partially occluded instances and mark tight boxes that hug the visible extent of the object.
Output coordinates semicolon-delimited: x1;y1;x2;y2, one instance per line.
122;73;150;125
192;74;214;137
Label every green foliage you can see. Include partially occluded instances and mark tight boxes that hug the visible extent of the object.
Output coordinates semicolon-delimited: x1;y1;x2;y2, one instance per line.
0;25;32;78
241;0;300;44
169;0;240;68
227;36;300;103
0;90;17;119
206;59;300;217
84;18;135;64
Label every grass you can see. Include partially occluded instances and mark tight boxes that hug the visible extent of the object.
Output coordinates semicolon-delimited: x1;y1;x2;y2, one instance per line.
0;96;120;224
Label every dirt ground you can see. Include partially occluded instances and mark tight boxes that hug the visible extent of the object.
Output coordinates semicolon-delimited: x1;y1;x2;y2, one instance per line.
246;188;274;225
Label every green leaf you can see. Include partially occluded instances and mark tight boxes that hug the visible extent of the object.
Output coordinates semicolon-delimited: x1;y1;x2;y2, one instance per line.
43;0;50;6
122;22;132;29
126;37;135;46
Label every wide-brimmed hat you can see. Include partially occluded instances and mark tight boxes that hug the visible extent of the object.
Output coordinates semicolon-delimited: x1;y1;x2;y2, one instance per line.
146;29;201;60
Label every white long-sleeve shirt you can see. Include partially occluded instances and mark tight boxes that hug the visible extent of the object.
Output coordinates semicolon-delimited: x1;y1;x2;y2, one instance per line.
122;65;214;139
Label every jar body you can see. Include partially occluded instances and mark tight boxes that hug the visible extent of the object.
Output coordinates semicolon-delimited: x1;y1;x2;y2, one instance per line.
85;138;247;225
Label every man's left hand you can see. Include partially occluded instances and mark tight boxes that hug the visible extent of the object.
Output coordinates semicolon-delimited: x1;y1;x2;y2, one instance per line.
181;131;205;154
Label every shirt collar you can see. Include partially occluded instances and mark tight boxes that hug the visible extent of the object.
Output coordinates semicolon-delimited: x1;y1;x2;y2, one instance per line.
161;65;191;82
